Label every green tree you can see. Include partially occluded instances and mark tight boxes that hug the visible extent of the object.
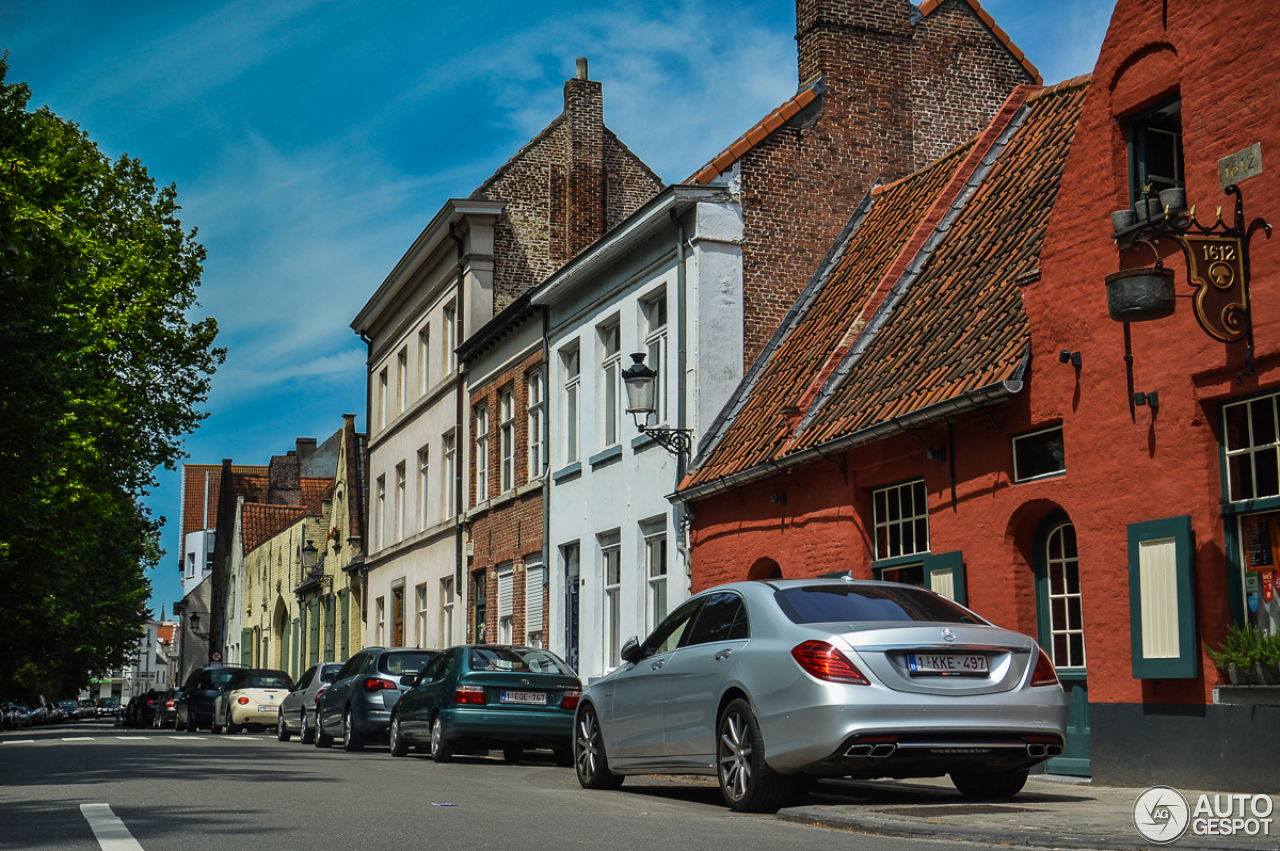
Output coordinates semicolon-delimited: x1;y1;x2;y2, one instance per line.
0;56;224;695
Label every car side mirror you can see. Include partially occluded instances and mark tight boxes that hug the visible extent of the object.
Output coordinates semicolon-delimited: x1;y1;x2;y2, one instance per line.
400;675;417;687
619;636;642;664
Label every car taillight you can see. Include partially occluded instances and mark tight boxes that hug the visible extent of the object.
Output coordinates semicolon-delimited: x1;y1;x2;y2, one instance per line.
791;640;871;685
166;700;175;708
454;685;485;705
146;700;155;706
363;677;398;693
314;689;326;705
237;697;250;705
560;689;581;710
1030;648;1059;687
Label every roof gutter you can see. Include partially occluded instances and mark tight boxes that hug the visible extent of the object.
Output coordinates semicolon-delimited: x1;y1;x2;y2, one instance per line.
671;359;1027;506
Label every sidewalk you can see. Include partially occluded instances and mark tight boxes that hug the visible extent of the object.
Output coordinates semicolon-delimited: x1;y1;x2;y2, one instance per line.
777;775;1280;851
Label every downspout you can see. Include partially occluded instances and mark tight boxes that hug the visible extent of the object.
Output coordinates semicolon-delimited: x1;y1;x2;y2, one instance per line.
449;223;466;632
541;306;552;614
670;209;690;591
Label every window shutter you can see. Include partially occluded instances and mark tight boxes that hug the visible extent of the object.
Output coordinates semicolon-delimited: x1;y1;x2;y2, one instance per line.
241;628;253;667
1128;515;1198;678
324;594;336;658
526;562;545;634
339;589;350;659
498;565;514;620
924;550;966;606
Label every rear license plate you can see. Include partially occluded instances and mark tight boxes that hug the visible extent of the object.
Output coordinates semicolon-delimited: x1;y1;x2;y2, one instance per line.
499;691;547;705
259;705;279;713
907;653;989;675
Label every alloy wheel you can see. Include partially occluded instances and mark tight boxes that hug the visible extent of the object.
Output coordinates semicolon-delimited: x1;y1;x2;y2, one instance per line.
574;707;622;790
718;708;752;802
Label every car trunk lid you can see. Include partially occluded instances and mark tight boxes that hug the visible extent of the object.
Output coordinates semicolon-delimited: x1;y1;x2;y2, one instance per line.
834;623;1037;696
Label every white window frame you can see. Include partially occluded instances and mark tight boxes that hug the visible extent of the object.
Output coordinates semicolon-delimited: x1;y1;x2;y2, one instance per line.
397;348;407;414
1045;522;1087;669
440;576;455;644
415;582;429;649
872;480;929;560
528;368;546;479
600;321;621;448
375;475;386;552
474;403;489;503
643;520;668;636
525;557;545;648
375;596;386;646
1223;392;1280;502
1012;424;1066;483
443;432;457;517
443;303;456;374
419;327;430;396
600;531;622;668
497;562;514;645
562;346;580;464
378;368;388;431
641;291;668;424
394;462;406;542
417;447;429;531
499;388;515;492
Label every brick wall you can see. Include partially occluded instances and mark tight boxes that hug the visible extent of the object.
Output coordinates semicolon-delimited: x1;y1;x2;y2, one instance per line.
736;0;1034;365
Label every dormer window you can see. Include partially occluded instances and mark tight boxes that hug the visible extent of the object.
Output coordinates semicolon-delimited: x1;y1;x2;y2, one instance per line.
1128;98;1183;206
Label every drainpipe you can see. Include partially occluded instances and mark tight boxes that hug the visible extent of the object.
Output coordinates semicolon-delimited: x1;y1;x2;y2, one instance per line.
449;223;466;634
670;209;690;591
541;306;552;611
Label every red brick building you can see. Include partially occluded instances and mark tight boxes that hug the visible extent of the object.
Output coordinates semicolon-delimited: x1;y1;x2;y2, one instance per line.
680;0;1280;790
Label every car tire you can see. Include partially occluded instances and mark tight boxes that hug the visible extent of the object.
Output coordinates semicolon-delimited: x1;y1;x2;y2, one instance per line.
430;715;453;763
502;746;523;765
277;714;291;742
716;698;794;813
299;710;315;745
185;712;197;733
342;707;364;752
574;705;623;790
226;711;242;736
315;715;334;748
553;746;574;767
951;768;1029;800
389;714;408;758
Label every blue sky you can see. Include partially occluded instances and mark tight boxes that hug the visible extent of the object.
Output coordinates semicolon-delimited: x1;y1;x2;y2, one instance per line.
0;0;1115;618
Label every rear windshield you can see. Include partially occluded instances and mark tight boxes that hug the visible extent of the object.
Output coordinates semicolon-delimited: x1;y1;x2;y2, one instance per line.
97;698;119;707
467;647;574;676
237;671;292;689
200;668;238;690
774;584;985;625
379;651;436;676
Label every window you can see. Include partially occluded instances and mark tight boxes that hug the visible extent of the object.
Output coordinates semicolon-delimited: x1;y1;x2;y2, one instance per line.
500;388;515;492
419;327;430;395
474;404;489;503
600;531;622;667
375;596;386;645
528;368;547;478
186;552;195;578
443;432;457;517
879;564;925;588
562;542;581;671
397;348;407;414
472;571;487;643
643;520;668;635
392;585;405;648
1044;522;1085;669
1014;425;1066;483
1128;98;1183;205
600;322;621;447
641;292;668;423
872;480;929;560
562;346;580;463
440;576;455;644
443;303;456;374
375;475;386;552
1223;392;1280;502
378;368;389;431
525;557;545;648
417;447;429;530
394;463;406;541
497;562;514;645
686;592;748;645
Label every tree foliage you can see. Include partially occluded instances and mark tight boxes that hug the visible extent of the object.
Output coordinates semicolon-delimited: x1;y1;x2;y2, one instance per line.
0;57;224;695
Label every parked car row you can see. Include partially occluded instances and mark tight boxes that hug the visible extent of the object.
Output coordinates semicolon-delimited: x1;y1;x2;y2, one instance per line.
2;695;120;729
163;580;1069;813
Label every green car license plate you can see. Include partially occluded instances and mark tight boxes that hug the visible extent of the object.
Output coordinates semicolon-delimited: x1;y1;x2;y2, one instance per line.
500;691;547;705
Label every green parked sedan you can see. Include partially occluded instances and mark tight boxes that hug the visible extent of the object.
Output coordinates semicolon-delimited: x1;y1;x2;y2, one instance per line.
389;645;581;765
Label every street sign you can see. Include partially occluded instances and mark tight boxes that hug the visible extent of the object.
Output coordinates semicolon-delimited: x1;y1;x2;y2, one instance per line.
212;651;223;662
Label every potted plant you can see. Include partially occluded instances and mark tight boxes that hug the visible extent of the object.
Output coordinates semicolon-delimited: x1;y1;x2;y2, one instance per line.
1205;624;1266;685
1257;631;1280;685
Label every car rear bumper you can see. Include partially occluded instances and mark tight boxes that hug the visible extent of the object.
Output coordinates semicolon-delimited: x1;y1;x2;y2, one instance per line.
440;705;574;746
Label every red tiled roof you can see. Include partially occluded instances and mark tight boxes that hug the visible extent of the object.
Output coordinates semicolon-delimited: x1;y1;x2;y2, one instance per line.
919;0;1042;84
684;77;1089;492
181;464;266;537
687;84;820;186
241;504;310;553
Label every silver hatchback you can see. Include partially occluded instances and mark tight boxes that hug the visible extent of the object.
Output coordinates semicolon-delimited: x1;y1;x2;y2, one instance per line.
574;578;1068;812
276;663;342;744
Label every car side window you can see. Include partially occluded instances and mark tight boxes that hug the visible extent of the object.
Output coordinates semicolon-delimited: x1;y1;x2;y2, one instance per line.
424;650;451;682
685;592;747;646
296;666;316;690
359;655;376;675
334;655;363;681
641;597;704;657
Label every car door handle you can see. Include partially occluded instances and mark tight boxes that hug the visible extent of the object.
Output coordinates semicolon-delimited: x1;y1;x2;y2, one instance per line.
651;659;666;671
715;649;733;661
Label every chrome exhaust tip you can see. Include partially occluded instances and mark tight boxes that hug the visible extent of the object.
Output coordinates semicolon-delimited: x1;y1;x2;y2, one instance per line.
1026;743;1046;758
869;743;898;758
845;744;873;757
1047;744;1063;757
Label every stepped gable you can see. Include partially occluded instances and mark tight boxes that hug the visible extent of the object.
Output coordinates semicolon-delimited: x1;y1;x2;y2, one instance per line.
685;76;1090;491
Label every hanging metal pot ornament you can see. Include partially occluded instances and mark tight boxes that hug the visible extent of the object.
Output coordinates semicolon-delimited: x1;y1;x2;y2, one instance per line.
1104;241;1176;323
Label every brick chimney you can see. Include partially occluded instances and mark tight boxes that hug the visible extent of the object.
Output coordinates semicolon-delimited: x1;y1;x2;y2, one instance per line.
554;57;607;263
268;452;302;505
795;0;914;86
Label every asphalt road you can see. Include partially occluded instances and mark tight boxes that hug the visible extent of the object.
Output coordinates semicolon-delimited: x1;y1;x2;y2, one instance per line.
1;719;992;851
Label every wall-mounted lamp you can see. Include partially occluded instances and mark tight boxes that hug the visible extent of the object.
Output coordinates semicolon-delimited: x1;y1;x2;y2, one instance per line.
1058;349;1082;368
1134;391;1159;412
621;353;692;456
770;492;787;505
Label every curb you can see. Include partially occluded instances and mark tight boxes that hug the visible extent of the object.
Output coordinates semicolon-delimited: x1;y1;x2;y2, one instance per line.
775;807;1280;851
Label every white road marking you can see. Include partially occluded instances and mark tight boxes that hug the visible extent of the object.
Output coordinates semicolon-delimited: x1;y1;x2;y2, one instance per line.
3;739;35;744
80;803;145;851
62;737;94;741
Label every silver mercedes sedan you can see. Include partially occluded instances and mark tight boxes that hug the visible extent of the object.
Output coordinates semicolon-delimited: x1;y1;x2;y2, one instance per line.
573;578;1067;812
